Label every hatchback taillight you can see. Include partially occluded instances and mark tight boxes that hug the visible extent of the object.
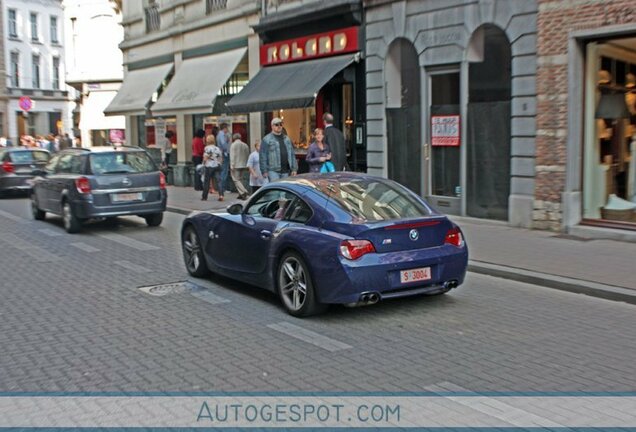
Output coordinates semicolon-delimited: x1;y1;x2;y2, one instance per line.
444;227;464;247
340;239;376;260
2;161;14;173
159;172;166;190
75;177;91;194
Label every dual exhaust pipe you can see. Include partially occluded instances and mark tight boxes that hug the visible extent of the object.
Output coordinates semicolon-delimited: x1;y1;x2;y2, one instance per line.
444;280;459;290
358;292;380;306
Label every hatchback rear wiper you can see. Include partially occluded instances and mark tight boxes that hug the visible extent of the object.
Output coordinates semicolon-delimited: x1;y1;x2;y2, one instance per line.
101;170;132;174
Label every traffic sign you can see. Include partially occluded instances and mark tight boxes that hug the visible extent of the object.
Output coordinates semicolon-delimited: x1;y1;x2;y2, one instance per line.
19;96;33;112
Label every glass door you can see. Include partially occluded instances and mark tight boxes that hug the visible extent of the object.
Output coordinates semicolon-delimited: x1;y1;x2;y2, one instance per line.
428;70;461;214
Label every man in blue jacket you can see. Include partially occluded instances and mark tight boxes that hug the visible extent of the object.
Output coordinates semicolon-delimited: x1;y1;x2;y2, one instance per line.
260;117;297;181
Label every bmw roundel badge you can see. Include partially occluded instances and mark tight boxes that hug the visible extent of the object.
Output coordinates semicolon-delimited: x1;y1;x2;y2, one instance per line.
409;229;419;241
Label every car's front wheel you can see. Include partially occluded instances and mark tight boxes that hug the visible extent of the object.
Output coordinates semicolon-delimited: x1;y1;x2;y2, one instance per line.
63;201;81;233
144;212;163;227
277;252;326;317
182;225;209;277
31;193;45;220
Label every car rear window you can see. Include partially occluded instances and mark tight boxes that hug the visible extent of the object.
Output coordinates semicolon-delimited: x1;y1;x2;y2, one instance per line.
317;178;432;221
89;151;156;174
9;151;49;163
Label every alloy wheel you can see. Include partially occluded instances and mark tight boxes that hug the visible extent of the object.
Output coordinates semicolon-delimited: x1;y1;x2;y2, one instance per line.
182;226;208;276
279;256;307;312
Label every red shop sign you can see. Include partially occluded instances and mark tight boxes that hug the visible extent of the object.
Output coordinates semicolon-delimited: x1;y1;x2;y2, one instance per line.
431;115;460;147
260;26;359;66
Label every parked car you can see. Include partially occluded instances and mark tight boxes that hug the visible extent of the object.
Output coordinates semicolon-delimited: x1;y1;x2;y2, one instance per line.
30;146;167;233
0;148;50;197
181;172;468;316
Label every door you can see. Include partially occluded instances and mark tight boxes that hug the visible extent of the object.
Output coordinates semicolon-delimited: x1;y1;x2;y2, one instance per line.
387;107;421;194
428;70;461;214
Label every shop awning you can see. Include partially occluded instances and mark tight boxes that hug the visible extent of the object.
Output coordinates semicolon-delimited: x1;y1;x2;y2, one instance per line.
225;54;357;113
103;63;173;116
150;48;247;116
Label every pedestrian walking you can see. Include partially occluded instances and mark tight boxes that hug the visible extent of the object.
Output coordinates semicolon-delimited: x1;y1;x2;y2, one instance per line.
216;123;231;193
201;134;223;202
59;133;73;150
192;129;205;191
322;112;347;171
230;133;250;200
260;117;297;182
247;140;266;194
159;130;174;167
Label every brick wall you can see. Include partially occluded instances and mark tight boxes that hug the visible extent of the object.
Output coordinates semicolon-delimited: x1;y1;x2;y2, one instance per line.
535;0;636;230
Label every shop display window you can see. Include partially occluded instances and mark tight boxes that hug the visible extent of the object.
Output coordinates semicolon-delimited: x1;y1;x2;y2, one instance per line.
584;41;636;224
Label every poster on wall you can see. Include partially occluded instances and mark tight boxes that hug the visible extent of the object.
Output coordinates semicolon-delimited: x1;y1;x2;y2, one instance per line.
431;115;460;147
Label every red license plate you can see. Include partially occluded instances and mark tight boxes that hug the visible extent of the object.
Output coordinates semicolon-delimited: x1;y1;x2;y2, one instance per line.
400;267;431;284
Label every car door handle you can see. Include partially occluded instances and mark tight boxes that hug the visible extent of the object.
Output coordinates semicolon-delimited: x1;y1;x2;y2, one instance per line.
260;230;272;240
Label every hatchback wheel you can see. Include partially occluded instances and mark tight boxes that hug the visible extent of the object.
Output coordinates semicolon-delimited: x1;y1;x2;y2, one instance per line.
182;225;209;277
63;201;82;233
144;212;163;227
277;252;325;317
31;193;45;220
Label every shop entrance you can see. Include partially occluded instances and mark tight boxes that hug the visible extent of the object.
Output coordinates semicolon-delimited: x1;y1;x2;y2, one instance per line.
385;39;421;195
466;25;512;220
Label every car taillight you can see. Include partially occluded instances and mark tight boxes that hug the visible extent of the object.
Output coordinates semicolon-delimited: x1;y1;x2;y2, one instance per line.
2;161;14;173
75;177;91;194
159;172;166;190
340;239;376;260
444;227;464;247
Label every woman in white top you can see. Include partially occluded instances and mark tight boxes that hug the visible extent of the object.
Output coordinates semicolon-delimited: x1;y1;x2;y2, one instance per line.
202;134;224;201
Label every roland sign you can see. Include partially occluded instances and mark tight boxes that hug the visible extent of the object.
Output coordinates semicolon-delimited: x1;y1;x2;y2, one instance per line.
260;27;359;66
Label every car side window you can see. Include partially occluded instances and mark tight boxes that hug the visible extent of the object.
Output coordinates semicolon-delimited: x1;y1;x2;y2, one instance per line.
285;198;313;224
245;189;297;220
45;154;61;173
56;154;75;174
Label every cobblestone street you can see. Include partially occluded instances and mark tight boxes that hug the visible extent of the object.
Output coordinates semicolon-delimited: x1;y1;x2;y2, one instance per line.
1;197;635;394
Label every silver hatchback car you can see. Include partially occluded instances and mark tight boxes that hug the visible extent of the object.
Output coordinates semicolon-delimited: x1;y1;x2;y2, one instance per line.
30;146;167;233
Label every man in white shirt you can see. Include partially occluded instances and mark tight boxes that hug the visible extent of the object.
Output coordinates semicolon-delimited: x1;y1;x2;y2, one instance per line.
230;133;251;200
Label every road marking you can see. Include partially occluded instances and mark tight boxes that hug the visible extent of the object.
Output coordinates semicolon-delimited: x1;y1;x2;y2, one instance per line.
114;260;152;273
424;382;565;428
70;242;100;253
190;289;230;305
0;209;26;223
267;321;351;352
0;233;60;262
38;228;62;237
96;232;159;251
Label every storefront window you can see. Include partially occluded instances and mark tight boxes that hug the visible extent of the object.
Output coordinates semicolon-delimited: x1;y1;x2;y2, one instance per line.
584;40;636;224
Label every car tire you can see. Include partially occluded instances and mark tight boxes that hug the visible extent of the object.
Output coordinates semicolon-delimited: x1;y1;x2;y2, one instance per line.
31;193;46;220
144;212;163;227
62;201;82;234
277;252;326;317
182;225;209;277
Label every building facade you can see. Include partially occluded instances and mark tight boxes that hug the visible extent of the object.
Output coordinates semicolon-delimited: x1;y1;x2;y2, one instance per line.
64;0;125;147
363;0;538;227
539;0;636;239
0;0;8;139
3;0;73;143
107;0;260;185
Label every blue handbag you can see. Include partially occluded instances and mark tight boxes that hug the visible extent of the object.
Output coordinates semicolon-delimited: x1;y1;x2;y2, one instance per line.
320;161;335;173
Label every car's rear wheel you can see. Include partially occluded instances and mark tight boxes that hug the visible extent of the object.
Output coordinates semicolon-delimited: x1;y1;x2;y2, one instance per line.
63;201;81;233
31;193;45;220
182;225;209;277
277;252;326;317
144;212;163;227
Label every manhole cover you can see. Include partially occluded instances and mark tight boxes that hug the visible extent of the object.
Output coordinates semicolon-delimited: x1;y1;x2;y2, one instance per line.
138;281;196;296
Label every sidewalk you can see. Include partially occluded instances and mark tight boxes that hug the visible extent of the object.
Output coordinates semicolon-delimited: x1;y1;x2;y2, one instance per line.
166;185;636;304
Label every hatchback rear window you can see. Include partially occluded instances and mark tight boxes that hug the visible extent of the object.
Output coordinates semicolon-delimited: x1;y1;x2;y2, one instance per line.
89;152;156;174
316;178;432;221
9;151;49;163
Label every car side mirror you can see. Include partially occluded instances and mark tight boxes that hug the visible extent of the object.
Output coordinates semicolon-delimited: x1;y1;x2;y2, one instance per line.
227;203;244;215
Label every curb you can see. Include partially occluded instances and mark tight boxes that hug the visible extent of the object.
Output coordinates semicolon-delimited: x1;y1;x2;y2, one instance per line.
167;206;193;216
469;260;636;305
